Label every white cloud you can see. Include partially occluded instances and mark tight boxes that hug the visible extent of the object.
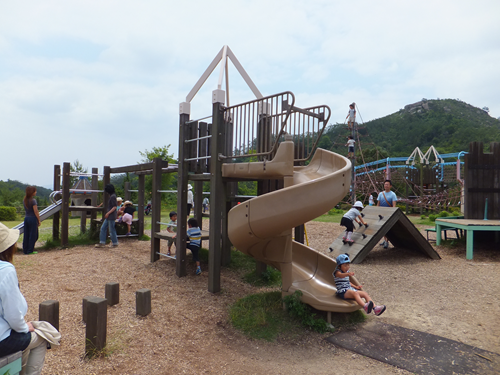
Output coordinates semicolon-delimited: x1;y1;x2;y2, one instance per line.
0;0;499;185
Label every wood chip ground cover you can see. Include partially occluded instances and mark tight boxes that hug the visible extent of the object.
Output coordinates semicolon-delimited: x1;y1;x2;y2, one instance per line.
17;220;500;374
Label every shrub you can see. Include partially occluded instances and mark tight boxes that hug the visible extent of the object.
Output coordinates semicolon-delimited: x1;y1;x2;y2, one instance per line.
438;211;449;218
0;206;17;221
429;214;437;222
451;210;462;217
420;214;426;219
328;208;344;215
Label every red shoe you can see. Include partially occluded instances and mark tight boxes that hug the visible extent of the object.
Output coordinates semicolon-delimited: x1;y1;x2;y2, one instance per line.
373;305;386;316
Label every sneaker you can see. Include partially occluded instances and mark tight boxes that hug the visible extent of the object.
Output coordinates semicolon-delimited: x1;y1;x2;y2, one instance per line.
364;301;374;314
95;243;106;248
380;241;386;246
167;251;171;256
111;243;119;247
373;305;386;316
196;267;201;275
383;242;389;249
126;232;131;236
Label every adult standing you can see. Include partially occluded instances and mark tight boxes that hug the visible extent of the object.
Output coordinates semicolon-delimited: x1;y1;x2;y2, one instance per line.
95;184;118;248
23;186;41;255
377;180;397;249
187;184;194;217
0;222;49;375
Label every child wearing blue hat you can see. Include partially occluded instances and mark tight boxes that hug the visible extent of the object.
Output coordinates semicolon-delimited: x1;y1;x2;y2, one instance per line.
333;253;386;316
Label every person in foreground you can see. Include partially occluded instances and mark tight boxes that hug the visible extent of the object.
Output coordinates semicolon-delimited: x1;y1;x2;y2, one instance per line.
0;222;48;375
333;253;386;316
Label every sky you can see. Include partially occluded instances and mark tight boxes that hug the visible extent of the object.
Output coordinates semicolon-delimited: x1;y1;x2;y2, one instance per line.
1;0;499;187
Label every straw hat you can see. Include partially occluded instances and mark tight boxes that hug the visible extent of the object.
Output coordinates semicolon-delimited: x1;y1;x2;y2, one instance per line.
117;197;123;202
187;184;193;190
124;200;133;206
0;222;20;253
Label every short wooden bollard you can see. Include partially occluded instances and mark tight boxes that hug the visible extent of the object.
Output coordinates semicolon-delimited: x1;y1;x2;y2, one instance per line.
85;297;107;357
82;296;93;323
39;300;59;331
105;282;120;306
136;289;151;316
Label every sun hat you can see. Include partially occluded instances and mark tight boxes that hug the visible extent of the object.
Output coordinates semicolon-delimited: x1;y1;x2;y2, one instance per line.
336;253;351;266
187;184;193;190
0;222;20;253
353;200;364;209
124;200;133;206
117;197;123;202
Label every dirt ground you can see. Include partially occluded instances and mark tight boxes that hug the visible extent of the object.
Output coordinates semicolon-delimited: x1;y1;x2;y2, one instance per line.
16;220;500;374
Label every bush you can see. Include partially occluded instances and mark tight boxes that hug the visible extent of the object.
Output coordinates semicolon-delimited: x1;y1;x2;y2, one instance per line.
429;214;437;222
0;206;17;221
420;214;426;219
328;208;344;215
451;210;462;217
438;211;449;218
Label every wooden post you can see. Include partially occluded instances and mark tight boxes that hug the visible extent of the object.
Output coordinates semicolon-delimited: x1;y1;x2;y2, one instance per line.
39;300;59;331
52;165;60;241
150;158;162;263
138;174;145;238
80;205;87;234
136;289;151;316
208;99;225;293
124;182;131;201
194;181;203;229
61;162;71;247
176;110;190;277
105;282;119;306
90;168;99;235
85;297;107;357
82;296;92;323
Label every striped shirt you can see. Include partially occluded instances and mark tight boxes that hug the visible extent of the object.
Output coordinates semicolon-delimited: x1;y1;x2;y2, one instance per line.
187;227;202;247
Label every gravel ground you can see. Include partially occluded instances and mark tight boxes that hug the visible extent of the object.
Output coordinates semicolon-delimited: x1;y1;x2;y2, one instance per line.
16;219;500;374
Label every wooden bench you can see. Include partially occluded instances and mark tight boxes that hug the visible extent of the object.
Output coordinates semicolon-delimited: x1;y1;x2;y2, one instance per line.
0;351;22;375
425;216;464;242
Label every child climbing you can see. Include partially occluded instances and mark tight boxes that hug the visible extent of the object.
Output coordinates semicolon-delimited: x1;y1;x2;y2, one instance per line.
333;253;386;316
346;102;356;130
340;201;368;245
346;135;355;159
122;200;136;236
187;218;202;275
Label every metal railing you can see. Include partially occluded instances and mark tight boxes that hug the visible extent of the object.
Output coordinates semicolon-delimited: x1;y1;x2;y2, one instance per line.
222;91;330;162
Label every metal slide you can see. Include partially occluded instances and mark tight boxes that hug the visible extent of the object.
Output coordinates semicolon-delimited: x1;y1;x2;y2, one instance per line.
225;139;361;313
13;200;63;235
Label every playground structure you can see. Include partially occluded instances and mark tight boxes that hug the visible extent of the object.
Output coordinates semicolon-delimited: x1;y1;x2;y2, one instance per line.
153;45;441;315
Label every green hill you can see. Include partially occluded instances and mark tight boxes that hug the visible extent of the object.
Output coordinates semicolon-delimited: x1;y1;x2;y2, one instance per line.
322;99;500;161
0;180;52;207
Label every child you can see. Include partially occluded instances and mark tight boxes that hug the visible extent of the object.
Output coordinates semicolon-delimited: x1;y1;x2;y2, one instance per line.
341;201;368;245
166;211;177;256
116;197;124;222
368;194;374;206
345;135;355;159
122;200;136;236
187;218;202;275
345;102;356;130
334;253;386;316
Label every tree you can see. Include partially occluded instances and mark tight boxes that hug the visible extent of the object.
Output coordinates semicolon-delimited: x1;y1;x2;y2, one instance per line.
139;145;177;205
70;159;88;186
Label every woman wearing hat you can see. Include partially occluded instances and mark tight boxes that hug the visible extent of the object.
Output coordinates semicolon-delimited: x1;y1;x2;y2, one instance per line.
0;223;48;374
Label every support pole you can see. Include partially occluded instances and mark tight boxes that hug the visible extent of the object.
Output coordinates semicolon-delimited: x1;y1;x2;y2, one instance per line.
61;163;70;247
150;158;162;263
52;165;60;241
208;99;225;293
138;175;145;238
90;168;99;235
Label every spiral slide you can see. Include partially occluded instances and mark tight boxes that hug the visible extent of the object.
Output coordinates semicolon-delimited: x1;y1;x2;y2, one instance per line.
13;200;62;235
225;139;361;313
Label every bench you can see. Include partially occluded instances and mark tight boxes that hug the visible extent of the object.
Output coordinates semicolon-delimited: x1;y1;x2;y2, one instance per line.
0;351;22;375
425;216;464;242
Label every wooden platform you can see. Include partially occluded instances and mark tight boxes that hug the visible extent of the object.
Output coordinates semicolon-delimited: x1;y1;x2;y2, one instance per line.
329;206;440;263
436;218;500;259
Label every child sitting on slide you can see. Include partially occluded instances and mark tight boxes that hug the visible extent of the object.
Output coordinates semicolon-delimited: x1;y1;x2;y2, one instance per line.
334;253;386;316
340;201;368;245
